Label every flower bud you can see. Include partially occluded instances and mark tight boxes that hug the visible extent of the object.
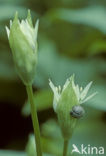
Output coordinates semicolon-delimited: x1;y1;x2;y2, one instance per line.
6;10;39;85
49;75;97;140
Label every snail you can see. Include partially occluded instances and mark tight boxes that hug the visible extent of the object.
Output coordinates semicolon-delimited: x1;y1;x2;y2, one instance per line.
70;105;85;118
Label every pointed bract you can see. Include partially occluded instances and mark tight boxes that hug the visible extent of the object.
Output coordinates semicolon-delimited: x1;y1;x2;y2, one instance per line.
13;12;18;24
49;79;60;112
34;19;39;42
80;81;92;100
27;9;33;27
5;26;10;38
80;92;97;104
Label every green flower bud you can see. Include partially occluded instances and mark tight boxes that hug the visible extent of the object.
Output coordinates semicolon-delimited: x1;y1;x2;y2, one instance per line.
49;75;97;140
6;10;39;85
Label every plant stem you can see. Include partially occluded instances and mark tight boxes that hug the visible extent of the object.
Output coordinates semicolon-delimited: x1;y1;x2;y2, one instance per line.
63;140;69;156
26;85;42;156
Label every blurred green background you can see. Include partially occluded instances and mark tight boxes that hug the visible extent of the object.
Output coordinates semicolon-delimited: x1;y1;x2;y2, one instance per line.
0;0;106;156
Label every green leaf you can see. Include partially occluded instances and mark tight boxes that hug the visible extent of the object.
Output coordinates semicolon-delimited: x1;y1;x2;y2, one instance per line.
35;37;106;87
0;150;52;156
45;6;106;33
0;150;26;156
87;40;106;55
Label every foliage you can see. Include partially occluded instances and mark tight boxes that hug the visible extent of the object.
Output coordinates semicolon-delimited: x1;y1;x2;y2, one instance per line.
0;0;106;155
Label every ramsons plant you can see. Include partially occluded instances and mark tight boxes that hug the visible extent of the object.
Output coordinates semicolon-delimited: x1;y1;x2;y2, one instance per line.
6;10;42;156
49;75;97;156
6;10;97;156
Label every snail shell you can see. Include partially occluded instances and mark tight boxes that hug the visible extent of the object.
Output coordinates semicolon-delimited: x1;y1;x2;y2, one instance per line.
70;105;85;118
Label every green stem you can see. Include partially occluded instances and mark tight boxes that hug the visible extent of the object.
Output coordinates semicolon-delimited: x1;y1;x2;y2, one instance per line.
63;140;69;156
26;85;42;156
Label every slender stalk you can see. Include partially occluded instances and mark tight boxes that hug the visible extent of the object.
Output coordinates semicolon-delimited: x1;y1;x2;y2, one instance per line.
26;85;42;156
63;140;69;156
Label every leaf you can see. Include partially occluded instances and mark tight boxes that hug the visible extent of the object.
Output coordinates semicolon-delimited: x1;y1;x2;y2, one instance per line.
0;150;52;156
0;0;25;5
0;150;26;156
35;37;106;87
22;89;53;116
45;6;106;33
87;40;106;55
